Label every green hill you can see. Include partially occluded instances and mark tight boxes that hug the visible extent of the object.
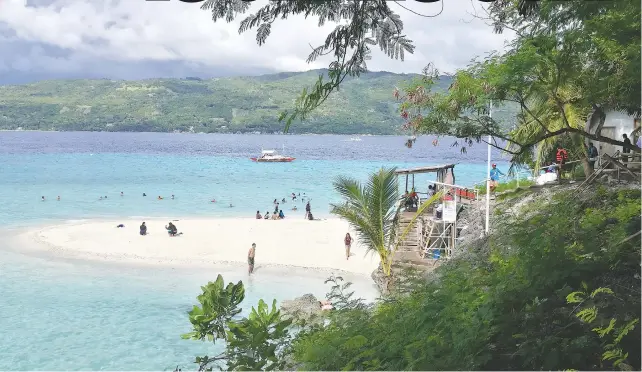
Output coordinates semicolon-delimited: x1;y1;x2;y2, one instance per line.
0;70;450;135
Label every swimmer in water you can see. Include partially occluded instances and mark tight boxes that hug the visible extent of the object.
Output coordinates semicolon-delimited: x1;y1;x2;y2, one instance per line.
99;196;103;200
211;199;216;203
121;192;124;197
158;196;163;200
229;203;234;208
143;193;147;197
171;194;175;200
57;196;60;201
41;196;45;201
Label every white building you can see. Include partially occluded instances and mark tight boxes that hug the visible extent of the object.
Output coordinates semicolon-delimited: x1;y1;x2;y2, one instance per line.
586;108;640;156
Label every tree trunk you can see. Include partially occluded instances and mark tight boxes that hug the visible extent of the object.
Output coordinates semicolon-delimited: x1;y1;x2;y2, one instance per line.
581;157;593;178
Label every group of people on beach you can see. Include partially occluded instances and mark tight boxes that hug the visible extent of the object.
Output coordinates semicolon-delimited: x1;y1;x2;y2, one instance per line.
40;192;177;202
246;231;353;277
137;221;182;237
255;193;315;220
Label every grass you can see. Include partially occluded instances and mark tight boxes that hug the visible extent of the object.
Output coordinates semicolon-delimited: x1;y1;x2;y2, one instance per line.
476;178;535;195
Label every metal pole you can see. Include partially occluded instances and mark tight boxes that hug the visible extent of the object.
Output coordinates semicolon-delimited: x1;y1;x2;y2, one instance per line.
485;101;492;234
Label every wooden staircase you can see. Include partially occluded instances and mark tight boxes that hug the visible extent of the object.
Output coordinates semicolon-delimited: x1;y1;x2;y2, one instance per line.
396;211;423;253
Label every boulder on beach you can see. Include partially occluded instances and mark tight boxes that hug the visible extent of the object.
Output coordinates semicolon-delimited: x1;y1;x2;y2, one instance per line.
280;293;322;322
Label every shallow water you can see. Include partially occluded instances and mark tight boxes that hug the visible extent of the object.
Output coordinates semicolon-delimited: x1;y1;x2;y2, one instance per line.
0;132;510;370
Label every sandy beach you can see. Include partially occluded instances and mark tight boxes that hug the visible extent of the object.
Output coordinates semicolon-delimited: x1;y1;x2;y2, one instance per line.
17;217;380;275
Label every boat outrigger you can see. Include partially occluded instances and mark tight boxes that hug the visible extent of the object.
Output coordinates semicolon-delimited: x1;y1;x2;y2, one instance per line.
250;149;296;162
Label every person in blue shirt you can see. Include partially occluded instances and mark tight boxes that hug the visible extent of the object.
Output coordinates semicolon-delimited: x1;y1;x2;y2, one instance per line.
489;163;504;192
278;209;285;219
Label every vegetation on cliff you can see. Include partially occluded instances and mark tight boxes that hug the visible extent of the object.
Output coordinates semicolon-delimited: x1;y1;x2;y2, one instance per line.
183;185;641;370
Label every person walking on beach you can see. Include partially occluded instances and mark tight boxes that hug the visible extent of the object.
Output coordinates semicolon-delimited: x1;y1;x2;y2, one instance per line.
305;201;311;219
344;233;352;260
248;243;256;274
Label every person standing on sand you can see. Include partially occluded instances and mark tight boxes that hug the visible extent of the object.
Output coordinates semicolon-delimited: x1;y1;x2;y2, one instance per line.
305;201;311;219
248;243;256;274
344;233;352;260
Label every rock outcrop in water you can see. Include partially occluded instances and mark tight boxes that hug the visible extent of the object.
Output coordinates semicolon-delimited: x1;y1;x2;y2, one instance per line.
280;294;322;322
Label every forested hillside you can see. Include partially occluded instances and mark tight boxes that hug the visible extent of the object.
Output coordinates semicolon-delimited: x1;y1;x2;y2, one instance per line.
0;70;451;134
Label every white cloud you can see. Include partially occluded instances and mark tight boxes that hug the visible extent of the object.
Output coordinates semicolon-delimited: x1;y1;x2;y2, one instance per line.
0;0;514;78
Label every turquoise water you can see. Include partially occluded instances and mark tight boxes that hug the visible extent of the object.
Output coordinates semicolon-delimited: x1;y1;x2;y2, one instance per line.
0;132;511;370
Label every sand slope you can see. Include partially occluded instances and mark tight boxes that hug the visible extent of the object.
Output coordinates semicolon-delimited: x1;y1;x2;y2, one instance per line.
25;218;380;275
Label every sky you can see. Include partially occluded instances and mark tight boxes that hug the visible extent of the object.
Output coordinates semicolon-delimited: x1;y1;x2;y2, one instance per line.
0;0;514;84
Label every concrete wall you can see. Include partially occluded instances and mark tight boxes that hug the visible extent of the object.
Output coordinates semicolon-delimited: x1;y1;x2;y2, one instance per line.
602;111;637;139
595;111;639;157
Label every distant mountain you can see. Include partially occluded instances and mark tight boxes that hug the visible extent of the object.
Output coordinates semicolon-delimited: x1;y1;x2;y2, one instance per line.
0;69;445;135
0;69;517;134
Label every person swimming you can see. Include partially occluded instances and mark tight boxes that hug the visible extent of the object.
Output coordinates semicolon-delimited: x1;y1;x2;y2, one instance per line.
57;196;60;201
158;196;163;200
143;193;147;197
120;192;124;197
229;203;234;208
41;196;45;201
171;194;175;199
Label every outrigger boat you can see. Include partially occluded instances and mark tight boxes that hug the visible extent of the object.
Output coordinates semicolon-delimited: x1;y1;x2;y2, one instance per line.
250;149;296;162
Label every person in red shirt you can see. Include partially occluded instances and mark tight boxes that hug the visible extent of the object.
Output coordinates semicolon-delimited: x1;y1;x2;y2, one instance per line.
555;147;569;182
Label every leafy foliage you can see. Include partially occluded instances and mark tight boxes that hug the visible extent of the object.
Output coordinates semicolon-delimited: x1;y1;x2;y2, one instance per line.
396;0;640;163
289;188;641;370
182;274;292;371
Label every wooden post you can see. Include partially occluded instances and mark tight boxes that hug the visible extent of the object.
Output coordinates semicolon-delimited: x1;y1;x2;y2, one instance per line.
405;175;408;192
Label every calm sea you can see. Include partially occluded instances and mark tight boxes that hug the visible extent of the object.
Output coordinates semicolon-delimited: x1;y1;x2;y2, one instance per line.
0;132;509;370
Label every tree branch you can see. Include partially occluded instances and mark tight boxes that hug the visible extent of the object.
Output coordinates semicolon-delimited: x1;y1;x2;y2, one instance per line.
517;92;551;134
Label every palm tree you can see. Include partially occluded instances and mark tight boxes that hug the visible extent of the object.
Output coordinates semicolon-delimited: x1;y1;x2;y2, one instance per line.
330;167;439;279
507;88;592;177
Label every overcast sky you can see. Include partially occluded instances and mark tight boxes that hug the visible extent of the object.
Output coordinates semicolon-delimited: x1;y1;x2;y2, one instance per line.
0;0;514;84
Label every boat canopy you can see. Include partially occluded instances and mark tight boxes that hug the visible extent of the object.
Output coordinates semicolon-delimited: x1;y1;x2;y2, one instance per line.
262;150;276;155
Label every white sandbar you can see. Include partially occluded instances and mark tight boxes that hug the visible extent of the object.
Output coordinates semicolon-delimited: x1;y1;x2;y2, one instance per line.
21;217;380;275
